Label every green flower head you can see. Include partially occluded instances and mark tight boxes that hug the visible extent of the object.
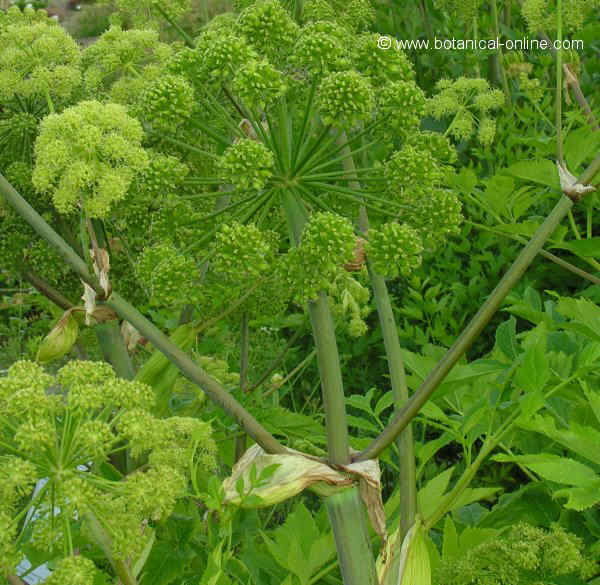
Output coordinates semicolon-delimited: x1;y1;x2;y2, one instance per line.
0;21;81;102
318;70;375;127
32;100;149;217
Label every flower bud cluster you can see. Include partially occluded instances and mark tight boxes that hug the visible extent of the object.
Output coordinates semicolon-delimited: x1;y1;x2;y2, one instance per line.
32;100;148;218
0;360;216;574
521;0;598;33
435;522;596;585
219;138;275;191
236;0;299;60
376;81;426;138
0;22;81;102
337;0;376;32
193;31;258;85
110;0;192;28
290;21;350;78
366;222;423;279
134;73;195;131
82;26;172;94
281;212;356;303
302;0;336;22
213;221;275;280
232;59;287;108
135;240;200;307
352;32;415;86
317;70;375;127
135;151;190;199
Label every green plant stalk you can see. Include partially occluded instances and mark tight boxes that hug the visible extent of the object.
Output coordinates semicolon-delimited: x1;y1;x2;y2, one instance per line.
94;319;136;380
336;125;417;538
234;311;250;462
21;268;74;310
466;220;600;286
368;263;417;539
326;488;379;585
281;189;378;585
556;0;563;164
354;194;576;462
0;174;286;456
490;0;511;102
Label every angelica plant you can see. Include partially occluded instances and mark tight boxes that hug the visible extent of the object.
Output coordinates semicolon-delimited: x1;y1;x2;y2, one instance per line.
0;360;215;582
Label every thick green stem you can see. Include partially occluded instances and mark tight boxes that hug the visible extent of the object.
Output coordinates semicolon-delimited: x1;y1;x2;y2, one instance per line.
326;488;379;585
308;291;350;463
556;0;563;164
282;189;377;585
354;194;575;462
95;319;136;380
368;265;417;539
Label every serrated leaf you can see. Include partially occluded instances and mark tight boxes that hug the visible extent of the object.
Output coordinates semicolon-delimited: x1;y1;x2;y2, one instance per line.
553;483;600;510
517;415;600;465
514;338;550;394
553;238;600;258
565;126;600;172
374;391;395;418
495;317;518;360
492;453;598;487
504;159;559;189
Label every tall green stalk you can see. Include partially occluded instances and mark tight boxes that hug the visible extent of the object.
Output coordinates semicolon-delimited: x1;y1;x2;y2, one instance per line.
337;130;417;540
281;189;378;585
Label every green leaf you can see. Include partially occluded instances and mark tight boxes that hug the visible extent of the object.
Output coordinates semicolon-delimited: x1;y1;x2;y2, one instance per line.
504;159;559;189
451;487;502;512
418;466;455;522
374;391;395;418
553;238;600;258
514;338;550;394
492;453;598;487
517;415;600;465
442;516;459;560
495;317;519;360
565;126;600;172
553;483;600;510
482;174;515;218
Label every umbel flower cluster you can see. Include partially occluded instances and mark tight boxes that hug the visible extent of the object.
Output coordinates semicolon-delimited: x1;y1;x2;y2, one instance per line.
0;360;215;582
435;522;598;585
0;0;483;337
